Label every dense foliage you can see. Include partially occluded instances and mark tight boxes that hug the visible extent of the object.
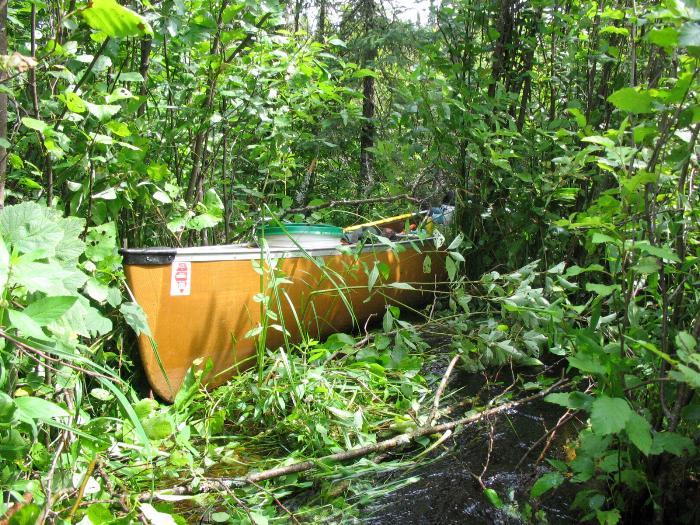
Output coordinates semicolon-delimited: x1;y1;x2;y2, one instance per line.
0;0;699;523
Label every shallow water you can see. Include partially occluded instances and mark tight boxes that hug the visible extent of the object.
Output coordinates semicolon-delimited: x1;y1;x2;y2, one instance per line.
362;364;577;524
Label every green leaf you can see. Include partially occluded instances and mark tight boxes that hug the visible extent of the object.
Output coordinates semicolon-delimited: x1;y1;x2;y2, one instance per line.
607;88;654;114
676;331;697;353
0;202;64;256
633;241;680;262
367;264;379;293
8;310;47;340
352;68;379;78
63;91;87;113
15;396;69;420
0;235;9;289
590;396;632;435
650;431;695;456
23;296;77;325
86;102;121;121
585;283;620;297
446;256;457;281
447;233;463;251
679;23;700;49
142;413;174;440
388;282;416;290
120;302;152;337
530;472;564;498
483;488;503;508
669;364;700;388
582;135;615;148
81;0;154;37
140;503;177;525
8;503;41;525
422;254;431;273
545;391;593;410
596;509;621;525
21;117;50;133
647;27;678;48
625;412;652;455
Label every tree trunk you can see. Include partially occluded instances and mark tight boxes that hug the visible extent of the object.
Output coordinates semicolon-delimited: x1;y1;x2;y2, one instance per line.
137;36;152;117
293;0;303;32
488;0;515;98
358;0;377;197
315;0;326;41
0;0;7;209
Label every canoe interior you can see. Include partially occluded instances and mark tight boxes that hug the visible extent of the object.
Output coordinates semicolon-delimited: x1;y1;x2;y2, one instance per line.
123;240;447;401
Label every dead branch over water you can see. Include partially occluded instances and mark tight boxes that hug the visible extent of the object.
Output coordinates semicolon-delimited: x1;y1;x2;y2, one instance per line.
140;378;568;500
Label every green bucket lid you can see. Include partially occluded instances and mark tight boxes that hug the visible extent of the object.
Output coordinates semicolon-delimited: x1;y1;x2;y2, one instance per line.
256;223;344;238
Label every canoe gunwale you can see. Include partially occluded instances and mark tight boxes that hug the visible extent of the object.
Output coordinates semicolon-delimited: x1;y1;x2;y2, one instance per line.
120;237;438;265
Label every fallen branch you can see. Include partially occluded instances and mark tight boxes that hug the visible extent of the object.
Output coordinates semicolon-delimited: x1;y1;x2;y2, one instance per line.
429;353;461;425
140;379;568;499
285;194;420;216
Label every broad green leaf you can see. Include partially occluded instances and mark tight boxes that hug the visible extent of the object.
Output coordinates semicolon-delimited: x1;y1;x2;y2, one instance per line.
446;256;457;281
21;117;50;133
647;27;678;48
669;364;700;388
447;233;463;251
7;503;41;525
582;135;615;148
607;88;653;114
633;241;680;262
140;503;177;525
15;396;69;420
422;254;431;273
545;391;593;410
367;264;379;293
142;413;174;440
625;412;652;455
352;68;379;78
679;23;700;49
650;431;695;456
0;202;64;256
596;509;621;525
0;235;9;289
483;488;503;508
112;71;144;82
187;213;220;230
8;309;47;340
63;91;87;113
120;302;152;337
675;331;697;353
82;0;154;38
585;283;620;297
23;296;77;325
590;396;632;435
530;472;564;498
86;102;121;121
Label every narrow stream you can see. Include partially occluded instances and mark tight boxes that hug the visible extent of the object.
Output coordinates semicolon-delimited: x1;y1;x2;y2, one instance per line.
362;362;577;524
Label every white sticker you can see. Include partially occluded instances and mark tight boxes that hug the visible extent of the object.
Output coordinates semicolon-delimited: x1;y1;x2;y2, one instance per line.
170;261;191;296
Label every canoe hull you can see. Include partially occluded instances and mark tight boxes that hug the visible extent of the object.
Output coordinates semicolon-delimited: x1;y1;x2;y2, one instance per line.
123;241;446;401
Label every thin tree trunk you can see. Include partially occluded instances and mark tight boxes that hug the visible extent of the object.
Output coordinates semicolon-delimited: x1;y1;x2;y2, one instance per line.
0;0;8;208
137;36;152;117
315;0;326;41
359;0;377;197
293;0;303;32
294;158;317;207
488;0;514;98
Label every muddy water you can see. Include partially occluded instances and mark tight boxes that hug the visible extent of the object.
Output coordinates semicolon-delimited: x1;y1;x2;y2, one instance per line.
362;365;577;524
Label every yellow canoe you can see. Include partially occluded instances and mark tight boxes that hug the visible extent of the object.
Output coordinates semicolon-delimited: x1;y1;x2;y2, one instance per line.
122;238;446;402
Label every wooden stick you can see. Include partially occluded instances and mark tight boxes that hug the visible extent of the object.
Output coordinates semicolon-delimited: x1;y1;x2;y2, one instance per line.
140;379;568;499
429;353;461;425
